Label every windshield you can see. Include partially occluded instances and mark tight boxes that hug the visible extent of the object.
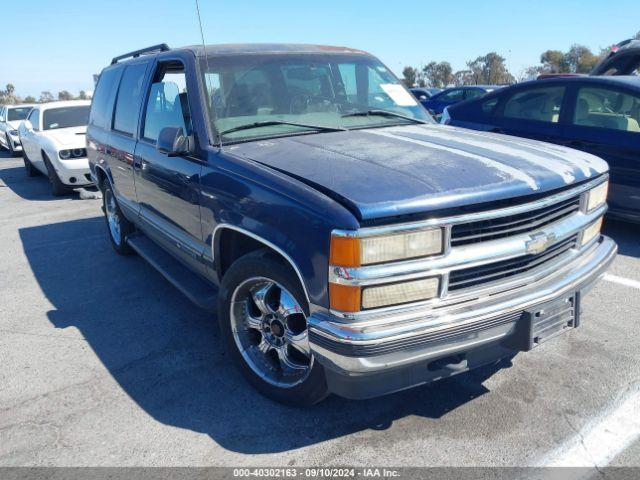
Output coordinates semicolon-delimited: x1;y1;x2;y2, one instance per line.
8;107;32;121
201;53;433;143
42;106;90;130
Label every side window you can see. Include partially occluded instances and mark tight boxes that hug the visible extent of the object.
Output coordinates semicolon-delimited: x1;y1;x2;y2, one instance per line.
142;63;191;142
573;86;640;133
439;89;465;101
90;66;122;129
481;97;499;114
465;89;485;100
113;63;148;135
502;86;565;123
337;63;357;101
27;108;40;131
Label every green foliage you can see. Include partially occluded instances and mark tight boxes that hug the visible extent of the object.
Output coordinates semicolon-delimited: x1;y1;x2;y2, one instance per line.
24;96;36;103
39;91;54;103
401;66;418;87
467;52;514;84
58;90;73;101
422;61;454;88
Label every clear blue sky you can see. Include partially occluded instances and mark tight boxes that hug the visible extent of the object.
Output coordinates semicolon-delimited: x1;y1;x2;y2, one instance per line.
1;0;638;98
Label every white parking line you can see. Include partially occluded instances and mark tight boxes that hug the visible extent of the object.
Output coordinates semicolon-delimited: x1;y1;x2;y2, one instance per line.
603;274;640;290
539;384;640;470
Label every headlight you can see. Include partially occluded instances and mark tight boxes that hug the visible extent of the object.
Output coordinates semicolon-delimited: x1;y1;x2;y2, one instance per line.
362;277;440;309
59;149;72;159
584;181;608;213
59;148;86;159
72;148;85;157
8;129;19;137
580;217;603;247
330;228;444;267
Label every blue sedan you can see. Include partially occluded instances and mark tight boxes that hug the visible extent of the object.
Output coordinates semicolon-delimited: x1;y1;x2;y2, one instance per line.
443;76;640;223
420;85;501;115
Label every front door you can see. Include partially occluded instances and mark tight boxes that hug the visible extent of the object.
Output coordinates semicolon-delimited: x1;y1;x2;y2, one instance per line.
133;59;206;275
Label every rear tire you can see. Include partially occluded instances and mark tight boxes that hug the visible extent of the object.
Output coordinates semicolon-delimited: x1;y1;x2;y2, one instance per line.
102;182;134;255
218;250;329;406
43;153;70;196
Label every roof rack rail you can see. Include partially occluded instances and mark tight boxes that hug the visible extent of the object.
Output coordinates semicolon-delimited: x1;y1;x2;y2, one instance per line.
111;43;170;65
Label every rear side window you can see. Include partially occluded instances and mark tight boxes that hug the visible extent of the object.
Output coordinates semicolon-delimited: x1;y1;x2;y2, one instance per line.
90;67;121;129
481;97;499;114
573;86;640;133
438;89;465;101
465;89;485;100
502;86;565;123
113;63;148;135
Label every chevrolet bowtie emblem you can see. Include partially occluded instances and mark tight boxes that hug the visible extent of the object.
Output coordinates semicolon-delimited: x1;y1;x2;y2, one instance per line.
525;231;556;254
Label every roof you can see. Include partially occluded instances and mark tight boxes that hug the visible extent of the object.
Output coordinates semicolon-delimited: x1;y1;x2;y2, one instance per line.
533;75;640;88
181;43;372;57
3;103;36;109
34;100;92;110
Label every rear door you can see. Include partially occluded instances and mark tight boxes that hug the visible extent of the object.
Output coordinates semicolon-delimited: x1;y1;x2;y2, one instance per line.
492;83;568;143
108;61;150;208
133;57;206;275
562;83;640;220
21;108;42;165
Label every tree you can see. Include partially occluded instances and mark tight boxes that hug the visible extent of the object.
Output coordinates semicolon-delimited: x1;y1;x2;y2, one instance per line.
635;31;640;40
540;50;568;73
78;90;88;100
422;61;454;88
24;96;36;103
401;66;418;87
564;44;598;73
453;69;474;86
58;90;73;101
0;83;18;104
467;52;514;85
39;91;54;102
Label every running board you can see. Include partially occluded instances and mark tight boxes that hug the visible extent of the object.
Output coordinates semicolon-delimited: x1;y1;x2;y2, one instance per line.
127;234;218;311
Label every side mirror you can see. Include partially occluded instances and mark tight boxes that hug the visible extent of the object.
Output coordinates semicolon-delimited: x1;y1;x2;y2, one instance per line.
157;126;191;157
23;120;33;131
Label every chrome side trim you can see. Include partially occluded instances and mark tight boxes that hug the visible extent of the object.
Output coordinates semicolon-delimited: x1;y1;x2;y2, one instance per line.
329;204;606;288
332;175;607;237
212;224;311;303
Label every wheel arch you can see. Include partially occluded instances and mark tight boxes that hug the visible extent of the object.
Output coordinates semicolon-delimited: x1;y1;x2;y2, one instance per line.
213;224;311;304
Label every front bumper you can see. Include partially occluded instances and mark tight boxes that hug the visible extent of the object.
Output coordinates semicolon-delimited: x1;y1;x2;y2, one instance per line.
55;157;93;186
308;236;616;399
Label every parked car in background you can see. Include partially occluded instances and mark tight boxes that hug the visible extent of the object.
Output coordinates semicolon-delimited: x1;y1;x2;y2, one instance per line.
18;100;92;196
410;87;442;101
591;38;640;76
442;76;640;223
0;104;34;155
89;43;614;406
420;85;501;116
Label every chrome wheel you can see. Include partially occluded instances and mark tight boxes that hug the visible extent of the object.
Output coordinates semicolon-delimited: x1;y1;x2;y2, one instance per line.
230;277;313;388
105;189;121;245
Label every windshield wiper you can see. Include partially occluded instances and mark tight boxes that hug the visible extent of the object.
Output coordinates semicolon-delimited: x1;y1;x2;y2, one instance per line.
219;120;347;136
341;109;429;124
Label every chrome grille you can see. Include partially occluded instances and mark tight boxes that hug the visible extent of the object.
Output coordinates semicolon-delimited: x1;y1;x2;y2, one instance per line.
448;235;578;292
451;195;581;246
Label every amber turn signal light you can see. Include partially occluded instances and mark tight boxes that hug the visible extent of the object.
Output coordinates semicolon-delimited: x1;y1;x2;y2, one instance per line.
329;236;361;268
329;283;361;312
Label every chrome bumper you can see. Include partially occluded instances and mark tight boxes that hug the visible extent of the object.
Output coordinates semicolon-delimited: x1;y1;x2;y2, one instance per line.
308;236;616;375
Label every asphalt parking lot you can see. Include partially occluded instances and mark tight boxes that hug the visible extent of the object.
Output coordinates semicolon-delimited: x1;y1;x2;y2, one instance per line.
0;149;639;468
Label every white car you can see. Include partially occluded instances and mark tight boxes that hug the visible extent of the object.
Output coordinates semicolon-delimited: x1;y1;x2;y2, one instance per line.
18;100;93;196
0;104;34;155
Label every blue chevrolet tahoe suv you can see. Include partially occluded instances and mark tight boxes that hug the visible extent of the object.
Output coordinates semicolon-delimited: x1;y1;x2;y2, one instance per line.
87;43;617;406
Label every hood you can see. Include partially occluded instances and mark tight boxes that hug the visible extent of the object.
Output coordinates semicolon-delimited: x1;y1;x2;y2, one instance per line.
228;124;608;221
43;126;87;147
6;120;23;131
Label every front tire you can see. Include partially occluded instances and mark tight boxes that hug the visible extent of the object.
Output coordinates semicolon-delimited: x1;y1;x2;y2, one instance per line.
23;152;39;177
43;153;70;196
7;135;17;157
219;251;329;406
102;183;134;255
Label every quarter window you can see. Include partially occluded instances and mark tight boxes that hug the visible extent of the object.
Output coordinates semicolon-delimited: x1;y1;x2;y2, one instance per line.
502;86;565;123
113;63;148;135
90;66;122;129
573;86;640;133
